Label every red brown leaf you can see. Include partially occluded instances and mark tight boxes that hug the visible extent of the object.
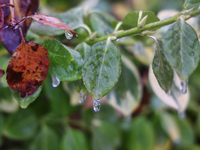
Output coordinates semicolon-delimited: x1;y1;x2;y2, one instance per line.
6;40;49;98
0;8;4;29
31;14;77;37
0;68;5;78
0;0;39;54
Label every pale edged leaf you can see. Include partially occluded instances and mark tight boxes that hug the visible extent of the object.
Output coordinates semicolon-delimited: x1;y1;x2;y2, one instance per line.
30;7;83;36
29;125;59;150
60;127;89;150
122;11;159;30
163;17;200;81
149;64;190;112
89;14;114;37
41;39;73;68
152;40;173;93
11;85;43;109
124;117;155;150
106;55;142;116
75;42;91;62
48;46;83;82
3;109;38;140
184;0;200;8
82;39;121;99
92;121;121;150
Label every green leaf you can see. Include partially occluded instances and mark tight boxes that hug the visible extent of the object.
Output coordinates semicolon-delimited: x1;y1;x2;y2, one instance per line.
75;42;91;62
122;11;159;30
73;79;88;94
30;7;83;36
184;0;200;8
11;86;43;109
124;117;155;150
82;39;121;99
152;40;173;93
60;127;89;150
89;14;114;37
107;55;142;116
92;122;121;150
29;125;59;150
4;109;38;140
0;113;4;137
42;39;73;68
44;75;79;115
48;45;83;82
163;17;200;81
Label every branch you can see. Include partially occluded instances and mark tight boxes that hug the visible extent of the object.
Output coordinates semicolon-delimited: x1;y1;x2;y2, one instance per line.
85;8;200;45
9;0;15;25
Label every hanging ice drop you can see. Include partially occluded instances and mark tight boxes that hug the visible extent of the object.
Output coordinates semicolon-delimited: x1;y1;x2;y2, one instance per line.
93;99;100;112
180;80;188;94
65;31;73;40
79;94;86;104
52;76;60;87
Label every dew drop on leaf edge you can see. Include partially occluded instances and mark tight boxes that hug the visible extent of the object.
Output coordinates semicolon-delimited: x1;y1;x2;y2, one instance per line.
93;99;100;112
79;94;86;104
52;76;60;87
65;31;73;40
180;80;188;94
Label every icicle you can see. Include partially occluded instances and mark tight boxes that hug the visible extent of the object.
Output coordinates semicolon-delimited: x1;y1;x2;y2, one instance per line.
167;89;171;96
52;76;60;87
65;31;73;40
93;99;100;112
116;38;119;41
178;110;186;119
79;94;86;104
180;80;188;94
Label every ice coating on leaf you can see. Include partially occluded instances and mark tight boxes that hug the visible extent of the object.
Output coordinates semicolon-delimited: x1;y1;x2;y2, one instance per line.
0;68;4;78
52;76;60;87
6;41;49;98
79;94;86;104
180;80;188;94
93;99;100;112
31;14;77;37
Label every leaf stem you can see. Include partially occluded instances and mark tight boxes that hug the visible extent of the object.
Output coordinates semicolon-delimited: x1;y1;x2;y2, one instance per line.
9;0;15;25
85;8;200;45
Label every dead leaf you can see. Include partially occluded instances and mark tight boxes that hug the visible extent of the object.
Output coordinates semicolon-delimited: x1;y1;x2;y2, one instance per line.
31;14;78;37
0;0;39;54
6;40;49;98
0;68;4;78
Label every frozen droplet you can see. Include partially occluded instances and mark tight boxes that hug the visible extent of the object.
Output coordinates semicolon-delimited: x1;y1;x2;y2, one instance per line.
116;38;119;41
65;31;73;40
167;89;171;96
180;80;188;94
93;99;100;112
79;94;86;104
178;110;186;119
52;76;60;87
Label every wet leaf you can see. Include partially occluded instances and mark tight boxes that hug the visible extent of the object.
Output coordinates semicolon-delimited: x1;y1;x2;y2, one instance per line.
163;17;200;81
0;0;39;54
30;7;83;36
60;127;89;150
149;64;190;112
4;109;38;140
122;11;159;30
75;42;91;62
29;125;59;150
152;40;173;93
11;85;43;109
0;68;4;78
6;41;49;98
42;39;74;68
82;39;121;99
107;55;142;116
48;46;82;82
31;14;77;37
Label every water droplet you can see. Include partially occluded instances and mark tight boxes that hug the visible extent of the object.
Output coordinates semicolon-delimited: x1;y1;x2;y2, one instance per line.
116;38;119;41
93;99;100;112
167;89;171;96
65;31;73;40
180;80;188;94
79;94;86;104
52;76;60;87
178;110;186;119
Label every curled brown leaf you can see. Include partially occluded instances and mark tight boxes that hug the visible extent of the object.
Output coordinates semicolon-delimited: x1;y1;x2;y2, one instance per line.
0;68;5;78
